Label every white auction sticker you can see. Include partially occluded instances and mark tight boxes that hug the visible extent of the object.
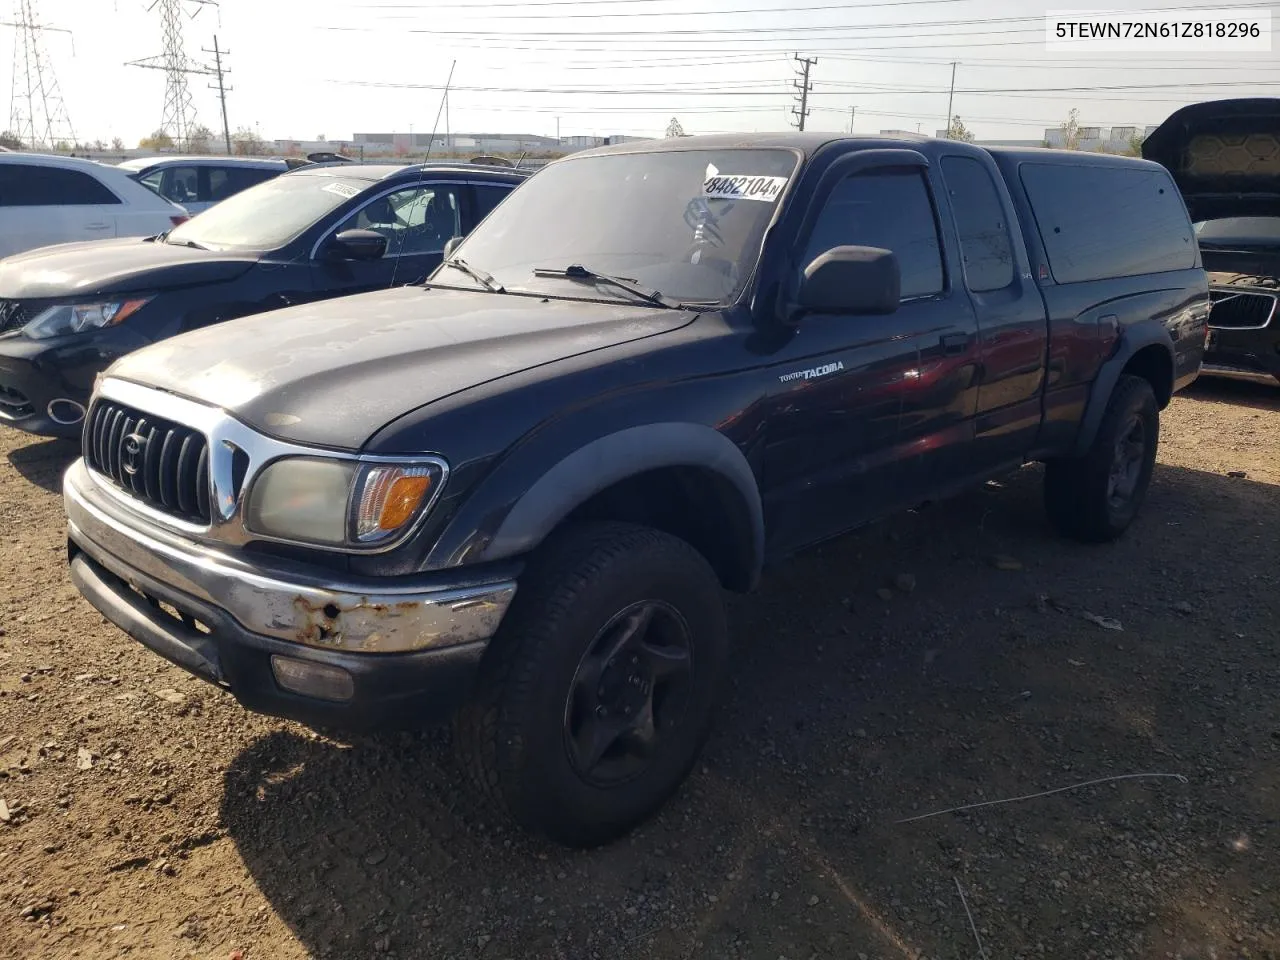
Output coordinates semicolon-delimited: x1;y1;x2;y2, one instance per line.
1046;9;1271;51
322;181;361;199
703;174;788;202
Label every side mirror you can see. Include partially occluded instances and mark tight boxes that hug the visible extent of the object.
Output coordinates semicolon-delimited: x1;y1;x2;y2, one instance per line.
442;236;462;260
328;228;387;262
796;245;900;316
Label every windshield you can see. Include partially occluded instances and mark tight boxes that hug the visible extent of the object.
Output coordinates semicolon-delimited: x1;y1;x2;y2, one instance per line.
166;175;369;251
1195;217;1280;247
439;148;799;304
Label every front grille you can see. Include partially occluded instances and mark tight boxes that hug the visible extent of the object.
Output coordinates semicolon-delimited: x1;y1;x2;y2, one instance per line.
0;300;30;334
84;400;211;524
1209;290;1277;330
0;382;34;419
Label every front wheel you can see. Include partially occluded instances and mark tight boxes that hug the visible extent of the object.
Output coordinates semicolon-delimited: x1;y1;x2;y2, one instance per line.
1044;374;1159;543
454;522;728;847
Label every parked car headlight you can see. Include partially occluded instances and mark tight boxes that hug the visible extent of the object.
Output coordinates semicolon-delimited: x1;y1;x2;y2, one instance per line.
244;456;447;548
24;298;152;339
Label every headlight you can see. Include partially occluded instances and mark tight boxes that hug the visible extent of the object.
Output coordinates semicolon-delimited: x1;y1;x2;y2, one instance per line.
244;456;446;548
24;298;152;339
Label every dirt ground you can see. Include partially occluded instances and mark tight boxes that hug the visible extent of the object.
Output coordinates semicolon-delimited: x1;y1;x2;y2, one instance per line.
2;378;1278;960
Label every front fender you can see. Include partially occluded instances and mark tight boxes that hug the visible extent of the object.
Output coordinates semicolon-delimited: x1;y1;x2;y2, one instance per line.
428;422;765;586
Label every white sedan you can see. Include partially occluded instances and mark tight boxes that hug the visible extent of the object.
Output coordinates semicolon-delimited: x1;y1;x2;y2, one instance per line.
0;152;189;258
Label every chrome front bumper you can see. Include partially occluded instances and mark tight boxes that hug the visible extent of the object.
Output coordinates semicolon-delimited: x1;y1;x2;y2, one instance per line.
64;458;517;654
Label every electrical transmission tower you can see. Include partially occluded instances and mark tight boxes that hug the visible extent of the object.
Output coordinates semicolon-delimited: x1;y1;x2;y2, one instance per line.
4;0;77;149
126;0;218;150
791;54;816;132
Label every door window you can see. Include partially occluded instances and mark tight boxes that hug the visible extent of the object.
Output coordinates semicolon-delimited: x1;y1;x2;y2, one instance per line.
473;182;513;222
207;166;278;203
0;164;120;206
940;156;1015;292
803;169;944;299
332;183;463;257
157;166;200;205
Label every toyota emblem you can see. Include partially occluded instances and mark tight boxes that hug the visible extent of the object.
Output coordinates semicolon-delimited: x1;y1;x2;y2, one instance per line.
121;432;148;476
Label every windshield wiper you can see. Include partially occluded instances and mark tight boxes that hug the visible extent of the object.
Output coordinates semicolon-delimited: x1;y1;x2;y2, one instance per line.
532;263;677;308
439;257;504;293
165;237;208;250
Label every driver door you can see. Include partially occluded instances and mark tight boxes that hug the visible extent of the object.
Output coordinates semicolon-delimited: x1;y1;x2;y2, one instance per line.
312;182;464;296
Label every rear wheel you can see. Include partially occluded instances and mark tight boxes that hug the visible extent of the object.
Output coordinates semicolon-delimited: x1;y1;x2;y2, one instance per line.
454;522;727;847
1044;374;1159;543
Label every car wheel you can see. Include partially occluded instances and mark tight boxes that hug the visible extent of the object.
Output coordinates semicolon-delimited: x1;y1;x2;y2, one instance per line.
454;521;728;847
1044;374;1159;543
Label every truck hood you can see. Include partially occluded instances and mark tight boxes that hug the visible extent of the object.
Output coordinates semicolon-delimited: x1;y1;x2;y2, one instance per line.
1142;98;1280;221
0;237;259;300
106;285;694;449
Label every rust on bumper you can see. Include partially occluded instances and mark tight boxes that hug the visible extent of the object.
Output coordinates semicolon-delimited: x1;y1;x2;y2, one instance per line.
64;459;517;654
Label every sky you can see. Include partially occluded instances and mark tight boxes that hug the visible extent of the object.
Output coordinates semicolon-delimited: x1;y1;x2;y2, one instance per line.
6;0;1279;145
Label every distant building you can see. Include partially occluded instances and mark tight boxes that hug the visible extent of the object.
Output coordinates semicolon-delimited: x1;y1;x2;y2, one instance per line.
349;132;652;156
1041;124;1158;152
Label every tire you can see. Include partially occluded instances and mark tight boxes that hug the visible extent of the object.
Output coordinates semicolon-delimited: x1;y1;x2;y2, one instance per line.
1044;374;1159;543
453;521;728;848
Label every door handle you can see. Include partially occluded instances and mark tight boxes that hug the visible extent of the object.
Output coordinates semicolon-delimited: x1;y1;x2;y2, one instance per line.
940;332;971;355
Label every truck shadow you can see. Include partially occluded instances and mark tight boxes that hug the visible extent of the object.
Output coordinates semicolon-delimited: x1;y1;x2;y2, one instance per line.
4;435;78;494
220;462;1280;960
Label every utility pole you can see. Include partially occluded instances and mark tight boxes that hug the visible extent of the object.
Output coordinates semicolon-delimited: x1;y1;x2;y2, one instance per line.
944;61;958;138
791;54;816;132
848;105;856;134
202;34;231;154
556;116;561;143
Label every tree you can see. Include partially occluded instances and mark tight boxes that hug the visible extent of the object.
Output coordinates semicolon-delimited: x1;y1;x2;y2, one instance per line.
0;130;22;150
1058;107;1082;150
110;137;125;151
946;115;976;143
187;124;215;153
665;117;688;138
139;129;175;150
231;126;265;156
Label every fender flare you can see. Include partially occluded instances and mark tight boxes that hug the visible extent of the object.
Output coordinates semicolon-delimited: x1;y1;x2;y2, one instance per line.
1073;326;1174;456
485;422;765;587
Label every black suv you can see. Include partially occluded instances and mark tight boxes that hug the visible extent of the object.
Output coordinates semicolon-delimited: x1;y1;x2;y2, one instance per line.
63;134;1207;846
1144;98;1280;386
0;162;525;437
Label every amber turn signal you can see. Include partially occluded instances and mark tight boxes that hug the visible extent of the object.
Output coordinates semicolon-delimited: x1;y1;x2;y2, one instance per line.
353;464;440;543
379;475;432;530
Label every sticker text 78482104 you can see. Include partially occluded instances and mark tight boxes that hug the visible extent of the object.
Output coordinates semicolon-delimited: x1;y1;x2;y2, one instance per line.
703;174;788;203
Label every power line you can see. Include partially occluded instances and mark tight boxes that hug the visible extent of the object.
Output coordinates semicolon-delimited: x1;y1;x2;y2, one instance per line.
356;0;982;9
357;0;1276;26
326;78;1280;96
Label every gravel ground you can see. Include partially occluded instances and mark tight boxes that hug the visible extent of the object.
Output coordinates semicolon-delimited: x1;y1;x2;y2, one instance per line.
2;378;1278;960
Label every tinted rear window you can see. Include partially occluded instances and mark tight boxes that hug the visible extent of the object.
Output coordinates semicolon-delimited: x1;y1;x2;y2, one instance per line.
1019;162;1195;283
0;164;120;206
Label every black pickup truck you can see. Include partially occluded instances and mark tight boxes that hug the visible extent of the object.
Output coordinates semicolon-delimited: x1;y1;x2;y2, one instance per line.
62;134;1208;846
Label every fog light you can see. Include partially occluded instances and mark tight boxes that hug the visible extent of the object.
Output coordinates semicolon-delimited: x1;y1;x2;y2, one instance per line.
270;656;355;702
